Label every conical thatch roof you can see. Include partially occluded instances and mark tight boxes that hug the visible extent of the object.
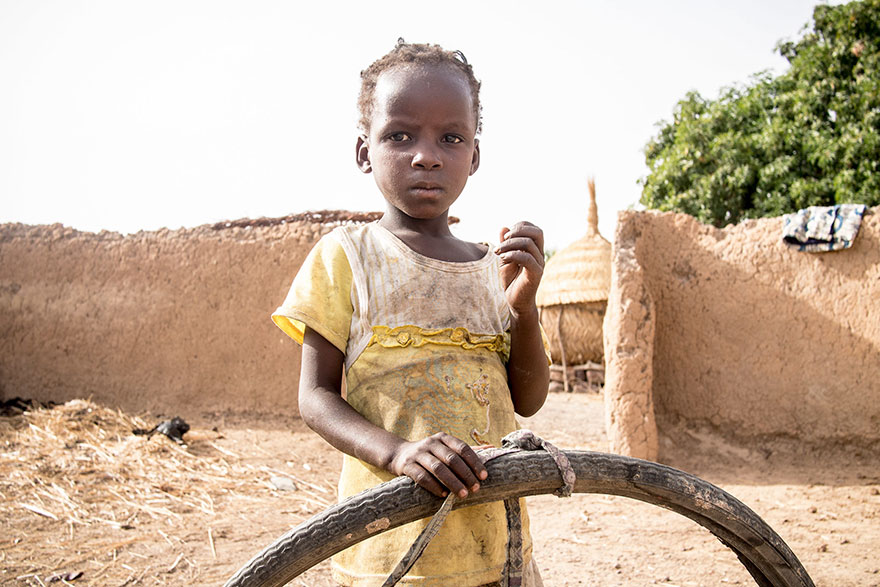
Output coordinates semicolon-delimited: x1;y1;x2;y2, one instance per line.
537;178;611;307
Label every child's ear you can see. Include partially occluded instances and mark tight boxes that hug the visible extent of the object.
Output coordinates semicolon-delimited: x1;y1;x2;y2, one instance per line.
356;135;372;174
469;138;480;176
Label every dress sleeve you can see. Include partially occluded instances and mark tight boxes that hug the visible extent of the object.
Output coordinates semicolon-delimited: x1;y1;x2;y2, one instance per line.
271;234;353;353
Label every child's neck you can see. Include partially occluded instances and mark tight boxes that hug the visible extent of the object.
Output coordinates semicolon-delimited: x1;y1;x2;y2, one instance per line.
378;209;486;263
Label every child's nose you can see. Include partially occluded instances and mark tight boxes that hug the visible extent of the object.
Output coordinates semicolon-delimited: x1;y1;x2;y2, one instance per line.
411;143;442;169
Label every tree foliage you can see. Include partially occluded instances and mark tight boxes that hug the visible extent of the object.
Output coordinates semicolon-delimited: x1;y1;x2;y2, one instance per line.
640;0;880;226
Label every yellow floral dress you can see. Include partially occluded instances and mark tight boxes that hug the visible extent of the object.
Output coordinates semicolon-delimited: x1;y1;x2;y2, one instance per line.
272;222;535;587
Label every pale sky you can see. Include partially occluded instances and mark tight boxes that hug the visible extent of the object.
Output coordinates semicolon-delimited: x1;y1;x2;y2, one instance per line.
0;0;833;250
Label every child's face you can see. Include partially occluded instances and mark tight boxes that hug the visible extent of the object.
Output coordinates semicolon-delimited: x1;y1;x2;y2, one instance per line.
356;65;480;221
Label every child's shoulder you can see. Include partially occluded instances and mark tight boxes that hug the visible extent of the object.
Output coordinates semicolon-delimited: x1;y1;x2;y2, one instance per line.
311;223;372;254
461;239;490;258
438;238;489;263
430;237;490;264
326;222;491;265
314;222;387;266
323;221;376;240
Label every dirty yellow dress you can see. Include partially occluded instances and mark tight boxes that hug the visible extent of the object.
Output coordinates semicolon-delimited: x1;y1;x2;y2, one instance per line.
272;222;536;587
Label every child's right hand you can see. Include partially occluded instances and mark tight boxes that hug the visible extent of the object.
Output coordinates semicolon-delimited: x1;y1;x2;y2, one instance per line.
388;433;488;499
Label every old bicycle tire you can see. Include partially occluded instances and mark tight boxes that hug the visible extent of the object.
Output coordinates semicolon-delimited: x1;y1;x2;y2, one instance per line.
225;450;814;587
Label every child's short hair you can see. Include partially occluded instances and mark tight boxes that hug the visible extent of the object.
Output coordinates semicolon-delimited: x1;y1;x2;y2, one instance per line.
358;39;483;135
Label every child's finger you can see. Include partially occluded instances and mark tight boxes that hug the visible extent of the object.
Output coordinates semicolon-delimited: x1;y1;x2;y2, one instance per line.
439;434;488;483
429;434;484;493
440;449;483;493
415;451;471;498
499;221;544;251
495;236;544;267
499;249;544;275
399;461;450;498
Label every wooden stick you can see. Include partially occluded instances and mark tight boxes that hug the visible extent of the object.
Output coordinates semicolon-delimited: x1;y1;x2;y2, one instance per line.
167;553;183;572
207;441;238;458
157;529;175;547
18;503;58;520
555;307;570;392
208;527;217;559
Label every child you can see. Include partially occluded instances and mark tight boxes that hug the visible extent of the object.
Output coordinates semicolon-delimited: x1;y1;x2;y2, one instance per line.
272;40;549;587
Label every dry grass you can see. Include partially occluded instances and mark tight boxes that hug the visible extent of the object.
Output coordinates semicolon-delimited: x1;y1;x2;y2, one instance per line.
0;399;333;586
5;395;876;586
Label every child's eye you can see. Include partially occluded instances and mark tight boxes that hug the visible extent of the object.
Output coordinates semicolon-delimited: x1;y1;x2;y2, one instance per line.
388;132;411;142
442;135;464;144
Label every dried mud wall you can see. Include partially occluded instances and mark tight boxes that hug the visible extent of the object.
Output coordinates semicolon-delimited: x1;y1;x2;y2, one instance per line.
604;208;880;460
0;218;342;419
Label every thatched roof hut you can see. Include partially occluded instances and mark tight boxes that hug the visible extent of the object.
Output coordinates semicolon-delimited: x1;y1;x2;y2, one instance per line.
537;178;611;390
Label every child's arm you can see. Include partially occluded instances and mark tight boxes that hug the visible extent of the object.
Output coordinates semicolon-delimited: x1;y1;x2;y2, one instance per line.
298;327;488;498
495;221;550;417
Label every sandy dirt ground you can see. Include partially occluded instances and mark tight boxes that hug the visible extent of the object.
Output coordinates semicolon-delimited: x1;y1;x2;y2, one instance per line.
2;392;878;586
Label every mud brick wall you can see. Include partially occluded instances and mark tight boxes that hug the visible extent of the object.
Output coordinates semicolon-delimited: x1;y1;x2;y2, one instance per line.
0;216;346;419
604;208;880;460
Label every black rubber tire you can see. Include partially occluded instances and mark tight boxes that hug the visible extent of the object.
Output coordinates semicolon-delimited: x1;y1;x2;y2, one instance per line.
225;450;814;587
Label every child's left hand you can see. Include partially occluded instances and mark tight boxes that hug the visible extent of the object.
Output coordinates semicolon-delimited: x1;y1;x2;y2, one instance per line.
495;221;544;317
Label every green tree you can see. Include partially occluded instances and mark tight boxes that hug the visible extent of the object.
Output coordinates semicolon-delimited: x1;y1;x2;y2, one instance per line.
640;0;880;226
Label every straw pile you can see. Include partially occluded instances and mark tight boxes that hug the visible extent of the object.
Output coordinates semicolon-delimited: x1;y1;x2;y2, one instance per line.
537;178;612;369
0;398;332;585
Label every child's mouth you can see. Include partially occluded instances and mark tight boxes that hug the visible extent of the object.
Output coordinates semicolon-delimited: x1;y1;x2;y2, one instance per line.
410;184;443;195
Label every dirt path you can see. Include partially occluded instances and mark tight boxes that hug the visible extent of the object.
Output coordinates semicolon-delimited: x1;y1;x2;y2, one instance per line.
2;393;878;586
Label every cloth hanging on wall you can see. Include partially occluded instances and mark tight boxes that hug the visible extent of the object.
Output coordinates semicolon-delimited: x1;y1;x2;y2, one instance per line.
782;204;867;252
